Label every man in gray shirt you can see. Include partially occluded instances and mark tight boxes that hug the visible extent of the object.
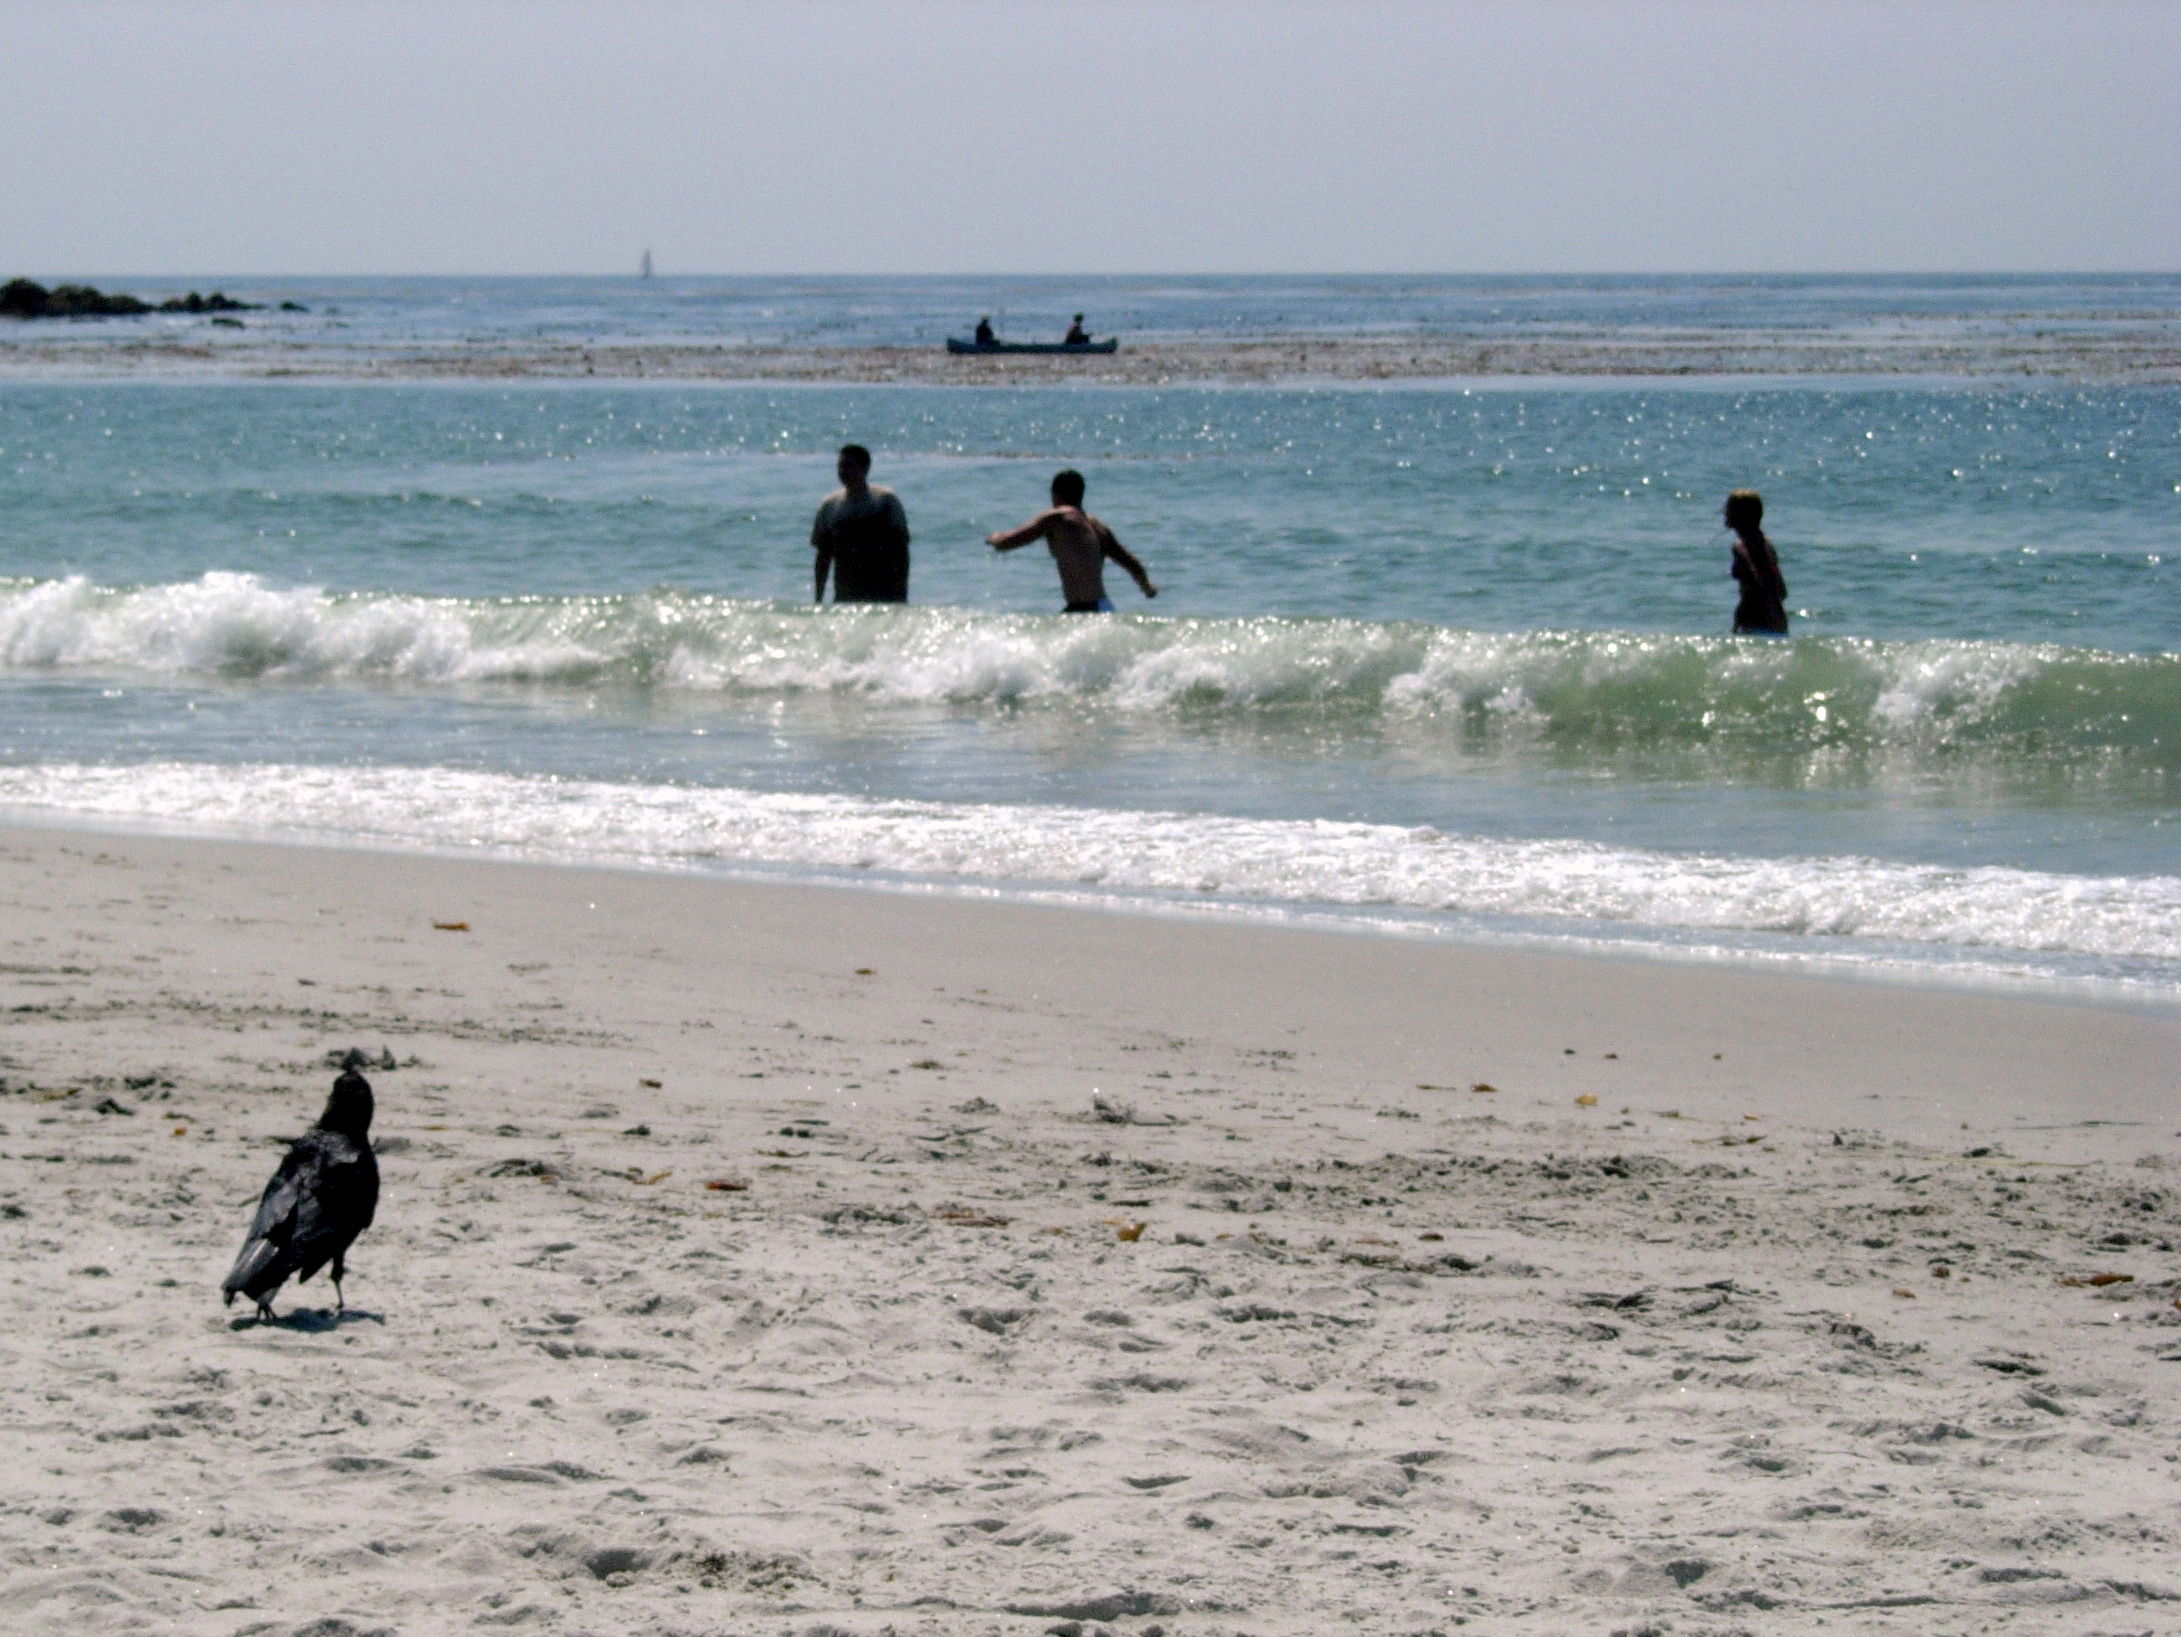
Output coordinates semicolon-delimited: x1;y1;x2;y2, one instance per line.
811;444;910;604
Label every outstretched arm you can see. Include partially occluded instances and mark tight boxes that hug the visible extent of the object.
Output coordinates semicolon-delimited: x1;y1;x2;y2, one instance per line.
986;511;1054;552
1100;528;1158;598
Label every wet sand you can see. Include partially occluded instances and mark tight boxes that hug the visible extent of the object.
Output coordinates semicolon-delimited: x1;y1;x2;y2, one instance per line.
3;824;2179;1636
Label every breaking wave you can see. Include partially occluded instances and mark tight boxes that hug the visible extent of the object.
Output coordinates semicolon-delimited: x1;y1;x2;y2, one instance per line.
0;573;2174;764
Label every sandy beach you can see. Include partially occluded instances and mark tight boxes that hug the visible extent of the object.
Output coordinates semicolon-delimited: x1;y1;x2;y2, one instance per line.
5;329;2181;385
1;823;2177;1635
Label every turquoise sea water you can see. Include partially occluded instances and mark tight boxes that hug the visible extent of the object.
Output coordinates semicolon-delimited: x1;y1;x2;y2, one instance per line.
1;277;2175;997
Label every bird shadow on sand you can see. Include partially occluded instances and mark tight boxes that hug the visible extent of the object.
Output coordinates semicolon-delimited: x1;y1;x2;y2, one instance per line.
229;1307;385;1334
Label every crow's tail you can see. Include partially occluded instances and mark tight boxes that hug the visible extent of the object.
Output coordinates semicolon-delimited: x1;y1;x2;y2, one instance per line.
222;1237;285;1304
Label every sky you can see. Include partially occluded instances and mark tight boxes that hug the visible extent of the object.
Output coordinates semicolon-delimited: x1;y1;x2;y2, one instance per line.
3;0;2177;276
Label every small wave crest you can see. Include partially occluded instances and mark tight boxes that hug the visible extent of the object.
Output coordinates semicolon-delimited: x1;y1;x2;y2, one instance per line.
1;574;2173;761
1;762;2176;976
0;573;614;684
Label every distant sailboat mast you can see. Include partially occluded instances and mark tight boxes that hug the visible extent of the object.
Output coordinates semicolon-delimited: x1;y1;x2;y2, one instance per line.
639;249;654;279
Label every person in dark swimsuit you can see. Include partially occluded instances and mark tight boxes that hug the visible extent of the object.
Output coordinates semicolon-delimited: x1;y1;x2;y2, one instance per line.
811;444;911;604
1725;488;1788;635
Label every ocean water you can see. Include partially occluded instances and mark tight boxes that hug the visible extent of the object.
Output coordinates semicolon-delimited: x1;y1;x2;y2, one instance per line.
10;270;2181;354
1;277;2176;1000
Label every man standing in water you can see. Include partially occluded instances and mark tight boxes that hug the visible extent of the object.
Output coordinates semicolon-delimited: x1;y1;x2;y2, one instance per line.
1724;488;1788;635
986;469;1158;612
812;444;911;604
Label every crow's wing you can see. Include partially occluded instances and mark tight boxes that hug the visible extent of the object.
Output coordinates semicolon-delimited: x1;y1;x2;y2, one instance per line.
222;1134;328;1302
286;1137;378;1287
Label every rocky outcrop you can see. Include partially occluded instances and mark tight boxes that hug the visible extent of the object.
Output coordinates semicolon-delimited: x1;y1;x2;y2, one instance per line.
1;279;267;319
159;289;260;314
1;279;152;317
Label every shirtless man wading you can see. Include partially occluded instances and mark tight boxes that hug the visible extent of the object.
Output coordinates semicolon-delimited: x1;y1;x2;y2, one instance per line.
985;469;1158;612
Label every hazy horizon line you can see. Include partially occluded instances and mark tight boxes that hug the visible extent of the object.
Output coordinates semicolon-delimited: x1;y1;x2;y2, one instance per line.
12;268;2180;283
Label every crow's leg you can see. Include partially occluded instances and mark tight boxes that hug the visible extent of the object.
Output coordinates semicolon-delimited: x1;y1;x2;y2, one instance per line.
332;1253;347;1316
254;1298;276;1323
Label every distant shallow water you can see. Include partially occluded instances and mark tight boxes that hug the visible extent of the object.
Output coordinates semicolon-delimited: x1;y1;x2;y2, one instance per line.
4;272;2180;386
6;270;2181;351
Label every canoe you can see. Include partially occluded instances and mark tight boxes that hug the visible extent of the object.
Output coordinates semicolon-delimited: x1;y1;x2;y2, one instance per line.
946;337;1119;355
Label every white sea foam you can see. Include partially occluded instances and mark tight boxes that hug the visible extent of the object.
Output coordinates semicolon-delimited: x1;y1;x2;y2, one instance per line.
1;762;2175;980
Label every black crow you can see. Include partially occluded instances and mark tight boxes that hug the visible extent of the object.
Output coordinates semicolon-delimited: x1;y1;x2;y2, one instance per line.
222;1060;380;1321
